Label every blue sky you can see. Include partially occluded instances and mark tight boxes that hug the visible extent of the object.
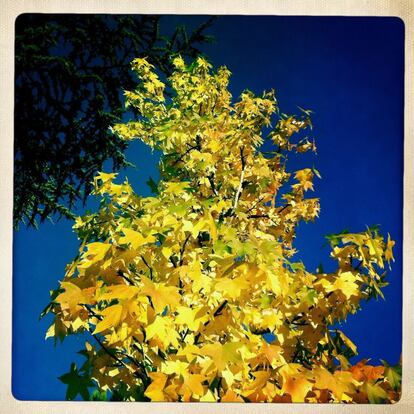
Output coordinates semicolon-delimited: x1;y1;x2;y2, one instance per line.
13;15;404;400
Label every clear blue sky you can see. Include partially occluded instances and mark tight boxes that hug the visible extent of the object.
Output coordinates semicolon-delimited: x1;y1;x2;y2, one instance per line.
13;15;404;400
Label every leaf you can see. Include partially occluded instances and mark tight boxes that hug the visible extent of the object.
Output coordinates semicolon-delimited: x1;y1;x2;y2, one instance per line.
365;382;388;404
141;277;181;314
55;282;90;312
144;372;169;401
78;242;111;268
336;330;358;355
325;229;349;247
96;284;139;301
58;363;94;400
221;389;244;402
182;373;205;396
385;233;395;262
384;365;402;390
89;389;108;401
146;316;180;349
279;364;313;402
146;176;159;194
200;389;217;402
328;271;361;299
93;304;123;334
350;360;385;382
119;228;156;249
214;276;249;300
175;306;208;331
202;342;243;371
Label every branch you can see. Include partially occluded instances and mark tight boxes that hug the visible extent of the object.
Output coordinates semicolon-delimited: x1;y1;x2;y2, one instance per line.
82;304;150;385
117;270;136;285
247;214;269;219
232;147;246;211
277;204;291;214
82;303;102;320
170;140;200;167
207;173;219;196
245;195;266;214
179;234;191;266
140;255;153;280
92;333;149;386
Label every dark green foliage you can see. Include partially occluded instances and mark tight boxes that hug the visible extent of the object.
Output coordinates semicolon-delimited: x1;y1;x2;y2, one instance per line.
14;14;215;228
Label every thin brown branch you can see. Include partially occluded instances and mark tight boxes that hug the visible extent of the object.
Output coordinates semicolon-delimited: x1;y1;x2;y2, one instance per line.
207;173;219;196
140;255;153;280
277;204;291;214
117;270;136;285
179;234;191;266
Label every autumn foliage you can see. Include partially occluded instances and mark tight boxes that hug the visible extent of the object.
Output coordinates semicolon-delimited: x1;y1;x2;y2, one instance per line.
44;56;401;402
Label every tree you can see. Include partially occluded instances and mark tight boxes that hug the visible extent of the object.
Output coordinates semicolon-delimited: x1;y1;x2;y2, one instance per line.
14;14;215;228
44;57;401;403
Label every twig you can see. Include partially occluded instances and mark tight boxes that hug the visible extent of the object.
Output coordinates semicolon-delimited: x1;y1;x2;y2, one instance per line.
245;195;265;214
117;270;136;285
140;255;153;280
232;147;246;211
179;234;191;266
277;204;291;214
83;304;150;385
207;174;219;196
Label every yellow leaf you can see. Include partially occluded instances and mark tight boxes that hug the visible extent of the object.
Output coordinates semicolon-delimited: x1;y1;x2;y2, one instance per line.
200;389;216;402
215;276;250;300
385;234;395;262
144;372;169;401
141;277;181;314
279;364;313;402
182;373;205;396
119;228;156;249
95;171;117;184
337;330;357;355
78;242;111;268
161;246;172;259
162;360;189;376
93;304;123;334
55;282;90;312
202;342;243;372
221;389;244;402
146;316;180;349
175;306;207;331
164;182;189;194
207;211;217;242
328;271;361;299
97;284;139;301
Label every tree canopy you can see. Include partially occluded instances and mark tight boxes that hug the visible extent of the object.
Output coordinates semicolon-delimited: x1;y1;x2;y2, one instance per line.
14;14;215;228
44;56;401;403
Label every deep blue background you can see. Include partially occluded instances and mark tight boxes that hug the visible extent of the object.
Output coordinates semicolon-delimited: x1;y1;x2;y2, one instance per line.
12;16;404;400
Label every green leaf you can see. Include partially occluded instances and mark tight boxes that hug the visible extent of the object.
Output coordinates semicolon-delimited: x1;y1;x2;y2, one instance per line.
58;363;95;400
365;383;388;404
312;165;322;179
381;361;402;390
325;229;350;247
89;389;108;401
146;176;159;194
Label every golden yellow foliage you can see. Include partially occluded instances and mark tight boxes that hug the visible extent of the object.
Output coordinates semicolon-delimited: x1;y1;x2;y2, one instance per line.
45;56;400;403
